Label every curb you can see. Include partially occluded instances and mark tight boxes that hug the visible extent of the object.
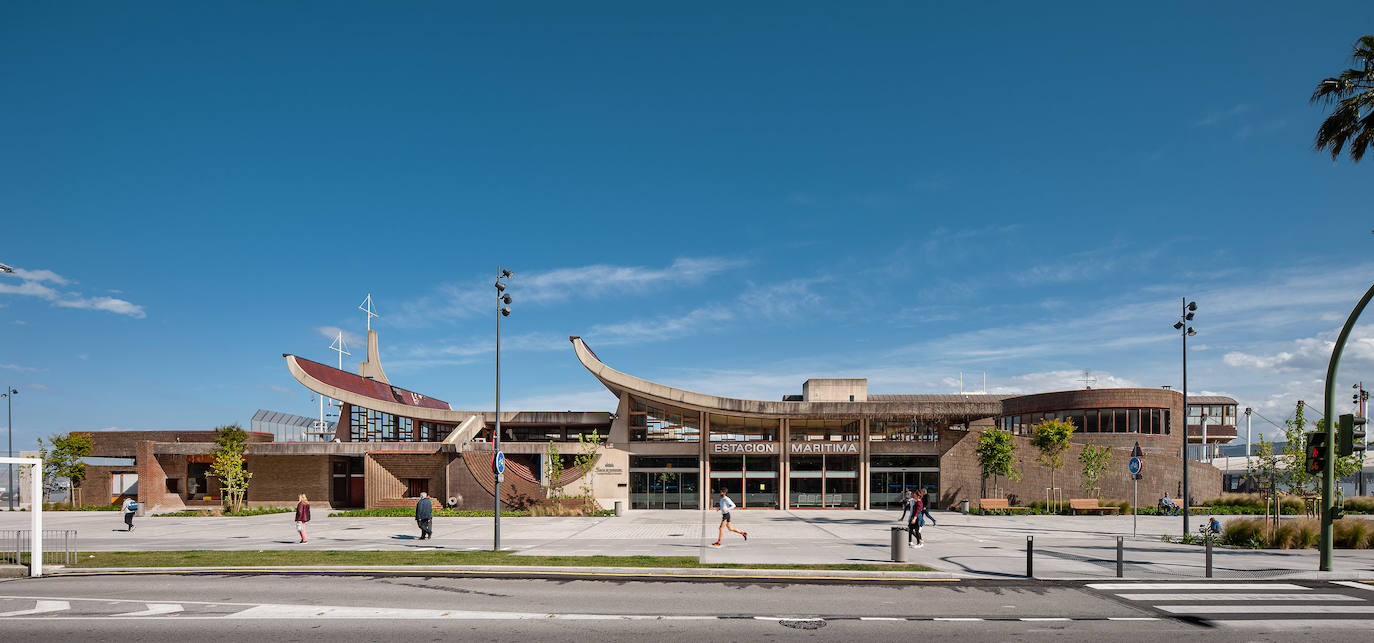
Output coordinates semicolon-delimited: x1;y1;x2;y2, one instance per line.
49;564;966;583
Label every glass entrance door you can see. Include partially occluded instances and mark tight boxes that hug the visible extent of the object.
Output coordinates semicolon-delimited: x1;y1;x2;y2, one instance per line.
629;471;700;509
869;470;940;508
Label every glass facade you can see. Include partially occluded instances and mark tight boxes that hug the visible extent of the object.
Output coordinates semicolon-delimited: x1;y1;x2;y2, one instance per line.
708;455;779;508
789;419;859;441
869;454;941;509
869;418;940;442
1188;404;1237;426
710;414;779;442
999;408;1170;436
349;406;414;442
629;456;700;509
630;398;701;442
788;454;859;508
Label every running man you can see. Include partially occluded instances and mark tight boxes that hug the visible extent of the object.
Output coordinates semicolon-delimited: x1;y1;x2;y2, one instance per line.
712;488;748;547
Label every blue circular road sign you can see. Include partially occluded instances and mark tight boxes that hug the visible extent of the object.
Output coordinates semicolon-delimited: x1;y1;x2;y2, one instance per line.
495;451;506;475
1128;456;1142;475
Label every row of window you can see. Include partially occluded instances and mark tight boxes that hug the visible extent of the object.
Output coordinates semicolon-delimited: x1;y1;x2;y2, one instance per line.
629;399;941;443
1187;404;1238;426
478;425;612;442
999;408;1172;436
347;406;451;442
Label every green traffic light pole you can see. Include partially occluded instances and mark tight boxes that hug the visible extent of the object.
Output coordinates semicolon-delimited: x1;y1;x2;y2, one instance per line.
1320;281;1374;571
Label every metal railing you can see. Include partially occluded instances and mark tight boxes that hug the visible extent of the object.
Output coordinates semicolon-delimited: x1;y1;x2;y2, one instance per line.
0;530;78;567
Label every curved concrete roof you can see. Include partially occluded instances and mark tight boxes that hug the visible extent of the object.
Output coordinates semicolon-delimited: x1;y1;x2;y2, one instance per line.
569;336;1002;420
285;354;478;424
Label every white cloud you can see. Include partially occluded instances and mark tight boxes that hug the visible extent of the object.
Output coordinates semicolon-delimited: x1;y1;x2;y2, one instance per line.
393;257;747;326
976;370;1139;396
1222;325;1374;373
748;277;828;319
497;389;619;412
0;363;37;372
53;296;146;318
0;266;144;318
315;326;363;347
585;306;734;346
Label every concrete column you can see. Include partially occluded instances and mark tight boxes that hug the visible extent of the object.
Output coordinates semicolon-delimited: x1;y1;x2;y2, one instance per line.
859;419;870;510
779;418;789;510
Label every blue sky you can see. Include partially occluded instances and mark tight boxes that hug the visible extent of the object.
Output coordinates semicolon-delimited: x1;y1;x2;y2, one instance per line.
3;2;1373;451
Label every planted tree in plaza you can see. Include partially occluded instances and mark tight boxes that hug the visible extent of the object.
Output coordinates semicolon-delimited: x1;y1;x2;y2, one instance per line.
1311;35;1374;163
1077;444;1113;499
975;429;1020;498
210;423;253;513
1280;402;1316;496
1031;419;1075;510
544;440;566;498
37;432;92;506
572;430;605;504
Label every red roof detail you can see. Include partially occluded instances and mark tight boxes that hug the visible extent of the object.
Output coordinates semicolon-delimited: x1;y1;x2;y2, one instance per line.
293;356;450;410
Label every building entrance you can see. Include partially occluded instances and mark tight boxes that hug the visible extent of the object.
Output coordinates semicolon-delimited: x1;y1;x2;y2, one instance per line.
869;455;939;509
788;454;859;508
708;455;779;508
629;456;700;509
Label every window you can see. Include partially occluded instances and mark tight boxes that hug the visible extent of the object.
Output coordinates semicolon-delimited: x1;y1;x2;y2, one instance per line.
869;418;938;442
1114;409;1128;433
404;478;429;498
793;419;860;441
709;414;779;442
630;398;701;442
1085;409;1100;433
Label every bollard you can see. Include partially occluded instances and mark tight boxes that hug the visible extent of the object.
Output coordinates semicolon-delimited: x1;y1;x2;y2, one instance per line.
1026;535;1034;578
1205;537;1212;578
1116;536;1124;578
614;501;624;517
891;527;908;562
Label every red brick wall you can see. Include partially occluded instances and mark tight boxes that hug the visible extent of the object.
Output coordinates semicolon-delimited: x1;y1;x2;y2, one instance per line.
365;453;447;509
245;455;331;507
76;431;273;458
938;429;1223;509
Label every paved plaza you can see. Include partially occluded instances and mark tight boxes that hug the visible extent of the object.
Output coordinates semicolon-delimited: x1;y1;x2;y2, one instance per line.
5;508;1373;579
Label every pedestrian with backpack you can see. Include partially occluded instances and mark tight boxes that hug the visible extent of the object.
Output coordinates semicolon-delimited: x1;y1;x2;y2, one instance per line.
121;496;138;532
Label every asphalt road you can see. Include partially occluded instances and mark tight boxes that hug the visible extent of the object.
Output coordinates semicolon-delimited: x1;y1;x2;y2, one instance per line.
2;572;1373;641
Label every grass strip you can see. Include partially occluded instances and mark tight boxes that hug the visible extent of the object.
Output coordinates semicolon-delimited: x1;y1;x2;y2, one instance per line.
71;550;935;572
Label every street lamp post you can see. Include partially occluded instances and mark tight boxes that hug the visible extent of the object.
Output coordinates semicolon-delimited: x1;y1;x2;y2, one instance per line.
493;267;513;551
1356;383;1369;497
3;387;16;511
1173;298;1197;536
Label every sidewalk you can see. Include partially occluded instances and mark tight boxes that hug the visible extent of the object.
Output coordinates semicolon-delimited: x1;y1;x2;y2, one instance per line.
4;508;1372;580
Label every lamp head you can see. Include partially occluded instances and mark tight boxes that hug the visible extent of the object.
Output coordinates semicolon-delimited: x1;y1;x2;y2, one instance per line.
1185;312;1194;320
495;281;506;292
1186;327;1196;336
0;262;13;273
501;268;513;279
1187;301;1197;312
502;294;512;305
501;307;511;317
1173;321;1184;330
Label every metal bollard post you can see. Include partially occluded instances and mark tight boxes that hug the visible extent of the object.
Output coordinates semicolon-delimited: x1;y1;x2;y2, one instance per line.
1026;535;1034;578
1116;536;1124;578
891;527;908;563
1205;537;1212;578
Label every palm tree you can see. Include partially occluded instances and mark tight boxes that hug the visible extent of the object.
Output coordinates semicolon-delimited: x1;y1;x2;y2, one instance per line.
1311;35;1374;163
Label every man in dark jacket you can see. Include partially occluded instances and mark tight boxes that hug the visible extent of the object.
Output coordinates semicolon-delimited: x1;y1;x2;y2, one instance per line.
415;492;434;540
921;488;937;526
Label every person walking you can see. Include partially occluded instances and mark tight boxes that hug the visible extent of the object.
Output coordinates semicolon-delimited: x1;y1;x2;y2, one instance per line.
294;493;311;543
907;493;924;548
120;496;138;532
897;487;913;523
415;491;434;540
920;487;937;526
712;488;747;547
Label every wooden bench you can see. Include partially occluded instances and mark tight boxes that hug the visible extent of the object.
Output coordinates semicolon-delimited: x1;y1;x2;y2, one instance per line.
1188;505;1211;515
1069;498;1120;515
979;498;1030;514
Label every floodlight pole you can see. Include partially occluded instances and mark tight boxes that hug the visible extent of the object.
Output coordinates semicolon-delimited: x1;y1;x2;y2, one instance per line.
5;387;14;511
1180;300;1191;537
1320;281;1374;571
494;270;503;551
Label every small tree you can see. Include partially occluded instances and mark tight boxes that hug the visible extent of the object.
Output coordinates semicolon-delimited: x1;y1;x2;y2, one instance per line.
1247;434;1282;523
1077;444;1113;499
1279;403;1316;496
36;433;92;506
544;440;565;499
975;429;1020;498
1031;419;1076;506
210;424;253;512
572;430;605;501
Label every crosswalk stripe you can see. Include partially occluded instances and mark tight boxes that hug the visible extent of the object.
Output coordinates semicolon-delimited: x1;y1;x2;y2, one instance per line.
1332;581;1374;593
0;601;70;617
114;603;183;617
1116;593;1361;602
933;617;984;621
1086;583;1308;590
1020;617;1070;621
1155;605;1374;615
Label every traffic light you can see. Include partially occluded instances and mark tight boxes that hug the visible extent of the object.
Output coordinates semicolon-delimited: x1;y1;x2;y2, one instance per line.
1337;414;1367;457
1305;431;1328;475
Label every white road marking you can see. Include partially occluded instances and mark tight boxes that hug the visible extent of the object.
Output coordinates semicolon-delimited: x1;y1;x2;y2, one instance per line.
114;603;183;617
1106;617;1159;621
1332;581;1374;593
0;601;70;617
859;617;904;621
1155;605;1374;615
1087;583;1309;591
1218;619;1374;629
933;617;984;621
1019;617;1070;621
1116;593;1361;602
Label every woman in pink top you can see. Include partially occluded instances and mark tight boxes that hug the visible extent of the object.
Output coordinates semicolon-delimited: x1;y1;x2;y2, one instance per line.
294;493;311;543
